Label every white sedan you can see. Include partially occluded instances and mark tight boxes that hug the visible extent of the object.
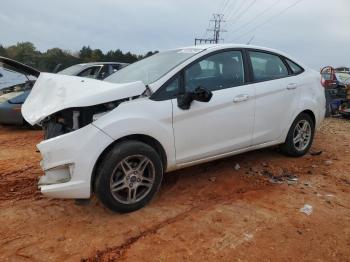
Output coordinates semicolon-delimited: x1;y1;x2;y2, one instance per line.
22;44;326;213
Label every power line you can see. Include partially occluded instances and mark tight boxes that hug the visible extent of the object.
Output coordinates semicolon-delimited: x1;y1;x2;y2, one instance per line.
221;0;232;15
224;0;239;17
231;0;304;42
229;0;282;35
223;0;237;18
225;0;249;22
228;0;257;25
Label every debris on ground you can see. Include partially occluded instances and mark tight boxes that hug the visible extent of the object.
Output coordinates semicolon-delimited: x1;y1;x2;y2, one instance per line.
303;181;312;187
243;233;254;241
300;204;313;215
234;163;241;170
310;150;323;156
261;170;298;185
209;177;217;183
324;160;333;166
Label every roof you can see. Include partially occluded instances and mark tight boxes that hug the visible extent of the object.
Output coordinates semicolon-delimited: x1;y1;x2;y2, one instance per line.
175;43;307;69
178;43;282;53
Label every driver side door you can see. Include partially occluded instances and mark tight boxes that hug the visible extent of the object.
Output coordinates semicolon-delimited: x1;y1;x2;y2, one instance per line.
172;50;255;165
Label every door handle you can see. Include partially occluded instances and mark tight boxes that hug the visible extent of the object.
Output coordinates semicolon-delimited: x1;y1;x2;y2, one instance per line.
286;83;298;90
233;94;249;103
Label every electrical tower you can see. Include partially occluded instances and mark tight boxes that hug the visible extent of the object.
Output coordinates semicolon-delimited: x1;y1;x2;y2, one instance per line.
195;14;226;45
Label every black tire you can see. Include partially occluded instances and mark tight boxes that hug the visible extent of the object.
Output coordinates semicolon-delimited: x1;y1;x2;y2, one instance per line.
280;113;315;157
95;140;163;213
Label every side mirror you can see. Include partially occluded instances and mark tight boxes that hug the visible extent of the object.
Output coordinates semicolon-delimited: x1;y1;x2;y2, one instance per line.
193;86;213;102
177;86;212;110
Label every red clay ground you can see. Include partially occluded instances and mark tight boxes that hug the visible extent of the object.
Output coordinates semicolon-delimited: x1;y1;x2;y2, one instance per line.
0;118;349;262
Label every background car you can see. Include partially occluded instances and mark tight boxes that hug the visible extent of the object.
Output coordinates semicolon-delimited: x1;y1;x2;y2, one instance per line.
321;66;350;116
0;58;128;125
0;67;29;93
57;62;128;80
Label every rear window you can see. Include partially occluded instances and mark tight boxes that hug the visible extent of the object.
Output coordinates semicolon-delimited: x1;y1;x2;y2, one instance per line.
286;59;304;74
249;51;288;82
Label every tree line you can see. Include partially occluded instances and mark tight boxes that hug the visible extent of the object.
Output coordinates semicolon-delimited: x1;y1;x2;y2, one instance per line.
0;42;158;72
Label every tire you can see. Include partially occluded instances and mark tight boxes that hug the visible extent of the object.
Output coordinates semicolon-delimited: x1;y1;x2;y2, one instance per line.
279;113;315;157
95;140;163;213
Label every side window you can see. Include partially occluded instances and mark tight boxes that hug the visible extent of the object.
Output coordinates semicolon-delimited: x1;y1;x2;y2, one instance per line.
184;51;244;92
97;65;110;79
249;51;288;81
153;76;179;100
285;59;303;74
111;64;121;73
78;66;101;79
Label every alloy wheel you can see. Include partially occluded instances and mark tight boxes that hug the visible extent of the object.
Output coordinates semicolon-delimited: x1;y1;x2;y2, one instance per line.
109;155;155;204
293;120;312;151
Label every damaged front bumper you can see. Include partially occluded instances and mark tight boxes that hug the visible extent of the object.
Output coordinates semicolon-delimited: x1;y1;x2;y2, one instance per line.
37;123;113;199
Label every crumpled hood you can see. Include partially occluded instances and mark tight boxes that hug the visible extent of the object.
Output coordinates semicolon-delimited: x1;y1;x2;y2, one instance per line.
22;73;146;125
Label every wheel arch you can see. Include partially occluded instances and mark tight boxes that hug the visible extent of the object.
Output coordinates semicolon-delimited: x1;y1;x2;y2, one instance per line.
281;109;317;144
300;109;316;126
91;134;168;192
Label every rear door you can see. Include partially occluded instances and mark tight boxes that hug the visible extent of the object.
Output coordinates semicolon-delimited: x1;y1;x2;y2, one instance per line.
171;50;255;164
247;50;302;145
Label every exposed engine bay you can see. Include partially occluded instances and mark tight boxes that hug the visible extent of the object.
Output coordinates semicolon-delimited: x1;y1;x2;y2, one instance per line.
42;98;133;139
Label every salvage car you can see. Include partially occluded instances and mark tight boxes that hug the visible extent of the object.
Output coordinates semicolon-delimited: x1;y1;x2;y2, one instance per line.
321;66;350;116
22;44;326;213
0;57;40;125
0;58;128;125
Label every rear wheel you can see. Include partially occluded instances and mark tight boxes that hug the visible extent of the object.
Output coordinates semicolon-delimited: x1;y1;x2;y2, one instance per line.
280;113;315;157
95;141;163;213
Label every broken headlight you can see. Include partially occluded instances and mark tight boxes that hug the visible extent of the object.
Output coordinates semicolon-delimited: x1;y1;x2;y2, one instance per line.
42;98;129;140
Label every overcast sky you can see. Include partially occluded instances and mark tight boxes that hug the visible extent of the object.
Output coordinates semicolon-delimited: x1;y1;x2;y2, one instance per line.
0;0;349;69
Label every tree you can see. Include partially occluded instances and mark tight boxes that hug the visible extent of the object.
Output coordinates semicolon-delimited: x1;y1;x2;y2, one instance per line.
0;45;6;56
79;46;93;62
0;42;157;72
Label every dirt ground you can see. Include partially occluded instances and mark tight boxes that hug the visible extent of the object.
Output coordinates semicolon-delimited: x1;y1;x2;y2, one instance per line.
0;118;349;262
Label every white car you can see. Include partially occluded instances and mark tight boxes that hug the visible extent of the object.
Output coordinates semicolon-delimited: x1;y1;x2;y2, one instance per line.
22;44;326;213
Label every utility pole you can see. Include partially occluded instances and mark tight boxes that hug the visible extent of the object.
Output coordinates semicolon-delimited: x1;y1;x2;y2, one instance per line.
195;13;226;45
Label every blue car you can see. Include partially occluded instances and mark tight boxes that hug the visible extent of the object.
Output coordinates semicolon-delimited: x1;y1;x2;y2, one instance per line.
0;58;128;125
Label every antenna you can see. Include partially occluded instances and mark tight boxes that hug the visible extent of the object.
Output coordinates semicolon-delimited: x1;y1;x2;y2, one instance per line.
246;35;255;45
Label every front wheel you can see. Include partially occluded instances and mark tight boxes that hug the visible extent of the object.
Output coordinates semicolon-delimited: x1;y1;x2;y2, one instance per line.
280;113;315;157
95;141;163;213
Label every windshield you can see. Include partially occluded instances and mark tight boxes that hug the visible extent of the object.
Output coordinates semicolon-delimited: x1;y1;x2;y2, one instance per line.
58;64;86;76
105;49;204;85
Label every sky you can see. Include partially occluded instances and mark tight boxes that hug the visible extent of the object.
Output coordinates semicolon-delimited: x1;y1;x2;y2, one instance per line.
0;0;349;69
